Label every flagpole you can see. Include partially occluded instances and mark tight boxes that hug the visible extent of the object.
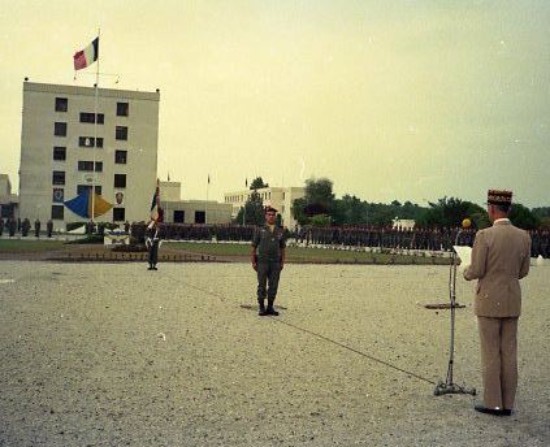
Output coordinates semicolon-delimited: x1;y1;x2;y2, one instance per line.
206;175;209;225
91;27;100;225
243;178;247;225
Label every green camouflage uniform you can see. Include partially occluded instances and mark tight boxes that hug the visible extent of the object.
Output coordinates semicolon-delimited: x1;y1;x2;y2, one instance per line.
252;224;286;311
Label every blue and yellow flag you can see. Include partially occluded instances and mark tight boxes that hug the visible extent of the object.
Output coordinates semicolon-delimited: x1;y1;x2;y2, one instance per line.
64;191;112;218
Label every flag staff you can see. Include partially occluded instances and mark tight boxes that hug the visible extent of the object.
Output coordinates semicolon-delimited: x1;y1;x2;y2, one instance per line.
206;174;210;224
91;27;101;224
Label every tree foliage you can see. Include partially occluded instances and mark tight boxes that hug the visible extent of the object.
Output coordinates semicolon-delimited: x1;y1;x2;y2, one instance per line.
287;177;545;230
249;177;269;190
415;197;485;229
235;190;265;225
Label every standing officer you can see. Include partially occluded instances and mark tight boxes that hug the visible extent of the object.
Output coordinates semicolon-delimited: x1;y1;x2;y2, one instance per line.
463;189;531;416
34;218;41;238
46;219;54;238
145;221;161;270
251;206;286;316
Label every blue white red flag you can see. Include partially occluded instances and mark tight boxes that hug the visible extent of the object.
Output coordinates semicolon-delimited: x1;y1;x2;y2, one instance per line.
73;37;99;71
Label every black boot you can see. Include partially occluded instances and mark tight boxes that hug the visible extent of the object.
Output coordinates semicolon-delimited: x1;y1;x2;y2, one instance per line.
266;298;279;316
258;299;268;316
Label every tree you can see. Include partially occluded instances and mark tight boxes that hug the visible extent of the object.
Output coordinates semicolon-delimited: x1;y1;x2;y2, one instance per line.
292;177;335;226
249;177;269;190
509;203;539;230
291;197;308;226
235;190;265;225
416;197;485;229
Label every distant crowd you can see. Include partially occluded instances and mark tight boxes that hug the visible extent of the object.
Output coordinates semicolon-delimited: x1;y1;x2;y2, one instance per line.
129;222;550;259
0;217;54;238
2;218;548;259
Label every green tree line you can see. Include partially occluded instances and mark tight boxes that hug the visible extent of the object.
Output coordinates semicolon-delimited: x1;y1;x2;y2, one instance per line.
236;176;549;231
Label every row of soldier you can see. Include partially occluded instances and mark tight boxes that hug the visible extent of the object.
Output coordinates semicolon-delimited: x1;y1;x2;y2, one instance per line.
130;222;550;258
2;218;549;259
0;217;54;238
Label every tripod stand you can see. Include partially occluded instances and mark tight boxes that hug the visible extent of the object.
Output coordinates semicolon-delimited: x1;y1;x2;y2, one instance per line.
434;240;476;396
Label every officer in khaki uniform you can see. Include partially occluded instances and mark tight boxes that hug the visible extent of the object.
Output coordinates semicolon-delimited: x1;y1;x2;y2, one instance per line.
251;206;286;316
463;189;531;416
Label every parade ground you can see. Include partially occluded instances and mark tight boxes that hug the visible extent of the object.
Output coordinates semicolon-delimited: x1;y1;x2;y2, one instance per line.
1;261;548;446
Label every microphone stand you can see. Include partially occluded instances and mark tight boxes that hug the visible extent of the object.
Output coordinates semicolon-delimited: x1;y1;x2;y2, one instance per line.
434;228;476;396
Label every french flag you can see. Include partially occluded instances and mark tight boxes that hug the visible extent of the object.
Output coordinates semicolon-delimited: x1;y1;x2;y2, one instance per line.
150;179;164;223
73;37;99;71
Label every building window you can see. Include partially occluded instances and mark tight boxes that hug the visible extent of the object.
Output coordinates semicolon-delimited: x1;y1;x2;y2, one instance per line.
115;126;128;141
174;210;185;223
51;205;64;220
53;146;66;161
54;122;67;137
52;171;65;185
194;211;206;224
113;207;125;222
77;185;102;196
80;112;104;124
114;174;126;188
115;150;127;164
78;161;103;172
55;97;68;112
52;188;64;203
78;136;103;148
117;102;129;117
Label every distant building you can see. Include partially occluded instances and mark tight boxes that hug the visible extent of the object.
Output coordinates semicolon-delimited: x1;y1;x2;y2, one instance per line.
0;174;18;219
159;180;232;224
224;186;305;228
18;80;160;225
392;218;415;230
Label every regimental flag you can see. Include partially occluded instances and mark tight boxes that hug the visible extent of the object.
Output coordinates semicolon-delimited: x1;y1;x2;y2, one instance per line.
150;179;164;222
73;37;99;71
64;190;112;218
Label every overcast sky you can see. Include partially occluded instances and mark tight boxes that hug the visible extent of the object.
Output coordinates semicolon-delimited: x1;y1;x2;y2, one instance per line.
2;0;549;208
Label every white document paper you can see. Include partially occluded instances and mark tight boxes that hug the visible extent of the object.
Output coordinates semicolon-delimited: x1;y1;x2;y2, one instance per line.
453;245;472;266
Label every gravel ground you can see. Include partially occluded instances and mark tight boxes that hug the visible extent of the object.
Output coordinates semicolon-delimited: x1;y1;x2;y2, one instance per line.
0;261;548;447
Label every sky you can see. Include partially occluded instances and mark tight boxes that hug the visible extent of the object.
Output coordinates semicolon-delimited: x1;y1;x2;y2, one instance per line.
1;0;550;208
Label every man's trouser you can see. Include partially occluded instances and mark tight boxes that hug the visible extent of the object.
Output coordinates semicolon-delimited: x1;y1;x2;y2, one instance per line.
256;261;281;304
477;316;519;410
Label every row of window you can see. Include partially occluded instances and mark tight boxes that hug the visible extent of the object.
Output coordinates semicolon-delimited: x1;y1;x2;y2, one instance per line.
226;191;273;203
52;171;127;188
53;147;127;164
52;186;124;201
54;122;128;140
55;97;129;117
51;204;126;221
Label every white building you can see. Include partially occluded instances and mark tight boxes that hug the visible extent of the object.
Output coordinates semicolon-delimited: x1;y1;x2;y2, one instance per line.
18;80;160;225
0;174;18;219
224;186;305;228
159;180;232;224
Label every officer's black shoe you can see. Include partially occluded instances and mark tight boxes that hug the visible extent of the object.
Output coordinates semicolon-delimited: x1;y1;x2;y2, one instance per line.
153;266;158;270
266;307;279;316
259;308;269;316
148;265;153;270
474;405;511;416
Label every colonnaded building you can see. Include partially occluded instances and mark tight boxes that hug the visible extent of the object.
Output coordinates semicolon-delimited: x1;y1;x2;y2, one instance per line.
18;80;160;225
224;186;305;229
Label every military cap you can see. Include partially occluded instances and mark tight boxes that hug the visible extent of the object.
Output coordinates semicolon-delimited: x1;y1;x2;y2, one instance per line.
487;189;513;206
264;205;278;213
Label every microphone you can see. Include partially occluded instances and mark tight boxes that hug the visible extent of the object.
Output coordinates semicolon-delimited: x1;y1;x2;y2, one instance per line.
454;218;472;246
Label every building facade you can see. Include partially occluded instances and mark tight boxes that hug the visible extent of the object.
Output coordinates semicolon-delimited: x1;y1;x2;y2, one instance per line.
159;180;232;224
224;186;305;229
18;81;160;225
0;174;18;219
